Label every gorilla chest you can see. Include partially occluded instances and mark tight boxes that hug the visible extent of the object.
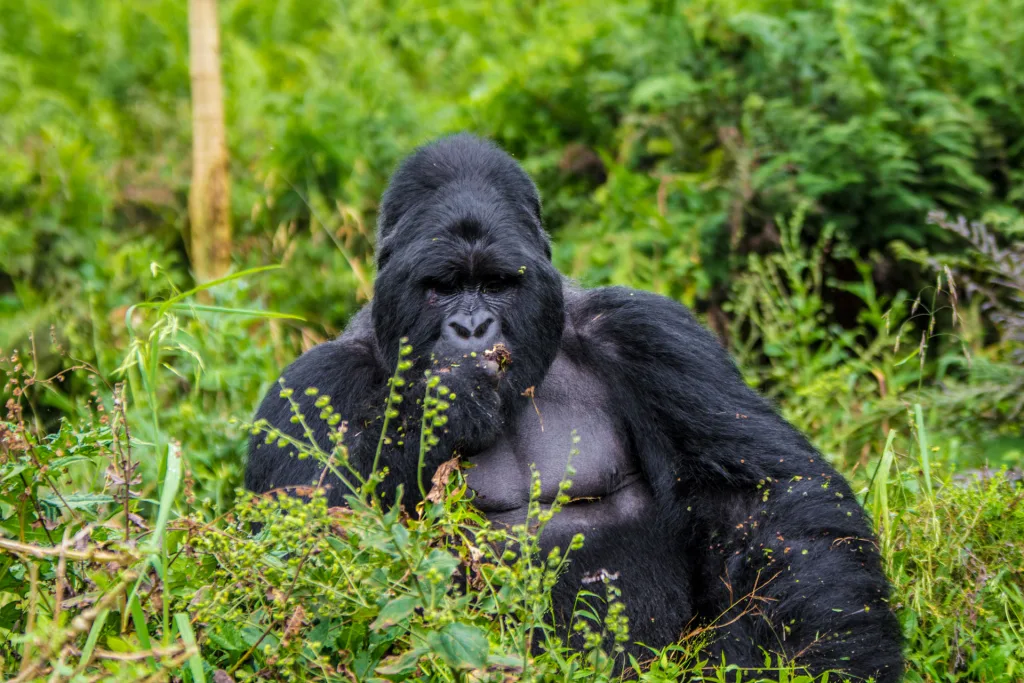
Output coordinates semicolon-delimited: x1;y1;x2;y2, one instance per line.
463;353;652;530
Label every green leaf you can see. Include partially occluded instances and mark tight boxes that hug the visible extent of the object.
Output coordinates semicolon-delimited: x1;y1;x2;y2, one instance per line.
1;464;29;482
426;622;489;671
105;635;133;652
375;647;427;677
487;653;526;669
48;455;95;469
206;621;246;652
155;264;282;315
240;625;268;647
306;617;331;651
336;622;368;651
391;522;409;551
40;492;116;509
370;595;417;631
0;601;21;630
420;548;459;583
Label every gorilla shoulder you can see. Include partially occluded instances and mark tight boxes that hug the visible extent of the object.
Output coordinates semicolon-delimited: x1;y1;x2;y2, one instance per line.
245;308;385;500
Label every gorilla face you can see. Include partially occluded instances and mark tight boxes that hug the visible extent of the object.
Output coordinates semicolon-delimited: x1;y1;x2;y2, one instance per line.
371;135;565;412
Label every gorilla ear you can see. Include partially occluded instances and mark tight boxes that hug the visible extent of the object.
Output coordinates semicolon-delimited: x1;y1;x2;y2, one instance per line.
540;232;552;260
375;203;395;269
522;198;552;261
376;236;394;271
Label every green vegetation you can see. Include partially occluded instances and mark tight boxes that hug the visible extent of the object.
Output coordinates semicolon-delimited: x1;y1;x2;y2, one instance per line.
1;0;1022;680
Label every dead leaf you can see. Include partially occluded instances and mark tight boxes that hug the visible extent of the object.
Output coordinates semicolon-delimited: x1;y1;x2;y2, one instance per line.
283;604;306;643
426;457;461;504
328;506;353;536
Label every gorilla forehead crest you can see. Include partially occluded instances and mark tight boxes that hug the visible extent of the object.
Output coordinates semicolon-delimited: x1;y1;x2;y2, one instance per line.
375;134;551;268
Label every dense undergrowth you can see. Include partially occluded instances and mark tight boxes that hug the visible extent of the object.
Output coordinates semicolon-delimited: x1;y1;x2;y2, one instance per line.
2;0;1024;680
1;210;1021;681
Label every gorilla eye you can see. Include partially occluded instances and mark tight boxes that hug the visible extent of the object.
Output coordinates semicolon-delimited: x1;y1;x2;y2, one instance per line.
481;277;516;294
424;278;458;297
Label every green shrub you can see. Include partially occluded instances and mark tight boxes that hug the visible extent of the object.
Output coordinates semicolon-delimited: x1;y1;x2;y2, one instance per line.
4;0;1024;352
2;323;1023;681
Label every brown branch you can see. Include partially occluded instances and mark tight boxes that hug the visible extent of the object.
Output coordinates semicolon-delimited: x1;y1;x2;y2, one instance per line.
0;537;140;565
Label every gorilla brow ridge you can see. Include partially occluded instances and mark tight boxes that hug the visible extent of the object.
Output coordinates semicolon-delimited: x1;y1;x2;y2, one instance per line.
418;237;528;287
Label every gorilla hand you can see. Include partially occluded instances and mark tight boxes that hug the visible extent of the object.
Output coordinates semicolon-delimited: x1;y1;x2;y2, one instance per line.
431;353;505;455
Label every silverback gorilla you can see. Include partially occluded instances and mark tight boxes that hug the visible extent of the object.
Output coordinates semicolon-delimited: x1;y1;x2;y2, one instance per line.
246;134;902;680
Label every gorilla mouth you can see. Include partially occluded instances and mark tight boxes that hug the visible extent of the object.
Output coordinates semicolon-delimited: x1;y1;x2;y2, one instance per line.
431;342;512;377
428;344;511;389
483;343;512;372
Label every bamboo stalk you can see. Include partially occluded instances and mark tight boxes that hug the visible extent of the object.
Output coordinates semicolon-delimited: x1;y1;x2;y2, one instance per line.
188;0;232;284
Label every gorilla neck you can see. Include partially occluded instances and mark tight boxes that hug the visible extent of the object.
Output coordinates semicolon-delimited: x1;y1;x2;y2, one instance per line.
464;351;654;542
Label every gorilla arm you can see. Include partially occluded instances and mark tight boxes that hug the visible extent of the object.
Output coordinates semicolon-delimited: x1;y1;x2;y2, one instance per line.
246;312;505;510
570;288;903;681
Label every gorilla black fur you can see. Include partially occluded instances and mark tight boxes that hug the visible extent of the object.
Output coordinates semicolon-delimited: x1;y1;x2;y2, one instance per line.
246;134;903;680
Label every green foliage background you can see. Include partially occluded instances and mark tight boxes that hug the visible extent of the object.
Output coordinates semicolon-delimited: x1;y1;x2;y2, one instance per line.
4;0;1023;334
1;0;1023;681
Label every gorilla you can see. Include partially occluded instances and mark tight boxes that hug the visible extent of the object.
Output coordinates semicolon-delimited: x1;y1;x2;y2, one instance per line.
246;134;903;680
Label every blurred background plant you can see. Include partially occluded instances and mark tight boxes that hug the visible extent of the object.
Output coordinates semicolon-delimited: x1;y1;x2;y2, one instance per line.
1;0;1023;680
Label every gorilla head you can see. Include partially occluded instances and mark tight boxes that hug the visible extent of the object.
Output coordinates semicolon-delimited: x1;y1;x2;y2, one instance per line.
370;135;565;415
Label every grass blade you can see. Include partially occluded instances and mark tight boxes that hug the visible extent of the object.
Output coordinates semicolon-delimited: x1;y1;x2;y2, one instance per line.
125;264;286;335
870;430;897;539
175;612;207;683
147;441;182;552
155;264;283;316
129;593;156;668
162;303;305;320
914;403;933;498
78;608;109;671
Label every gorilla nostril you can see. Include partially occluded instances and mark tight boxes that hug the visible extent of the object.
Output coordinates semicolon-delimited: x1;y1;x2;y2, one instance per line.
473;318;494;339
445;314;497;347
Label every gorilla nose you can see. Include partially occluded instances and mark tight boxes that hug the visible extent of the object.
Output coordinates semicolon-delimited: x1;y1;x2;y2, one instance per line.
445;312;499;350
